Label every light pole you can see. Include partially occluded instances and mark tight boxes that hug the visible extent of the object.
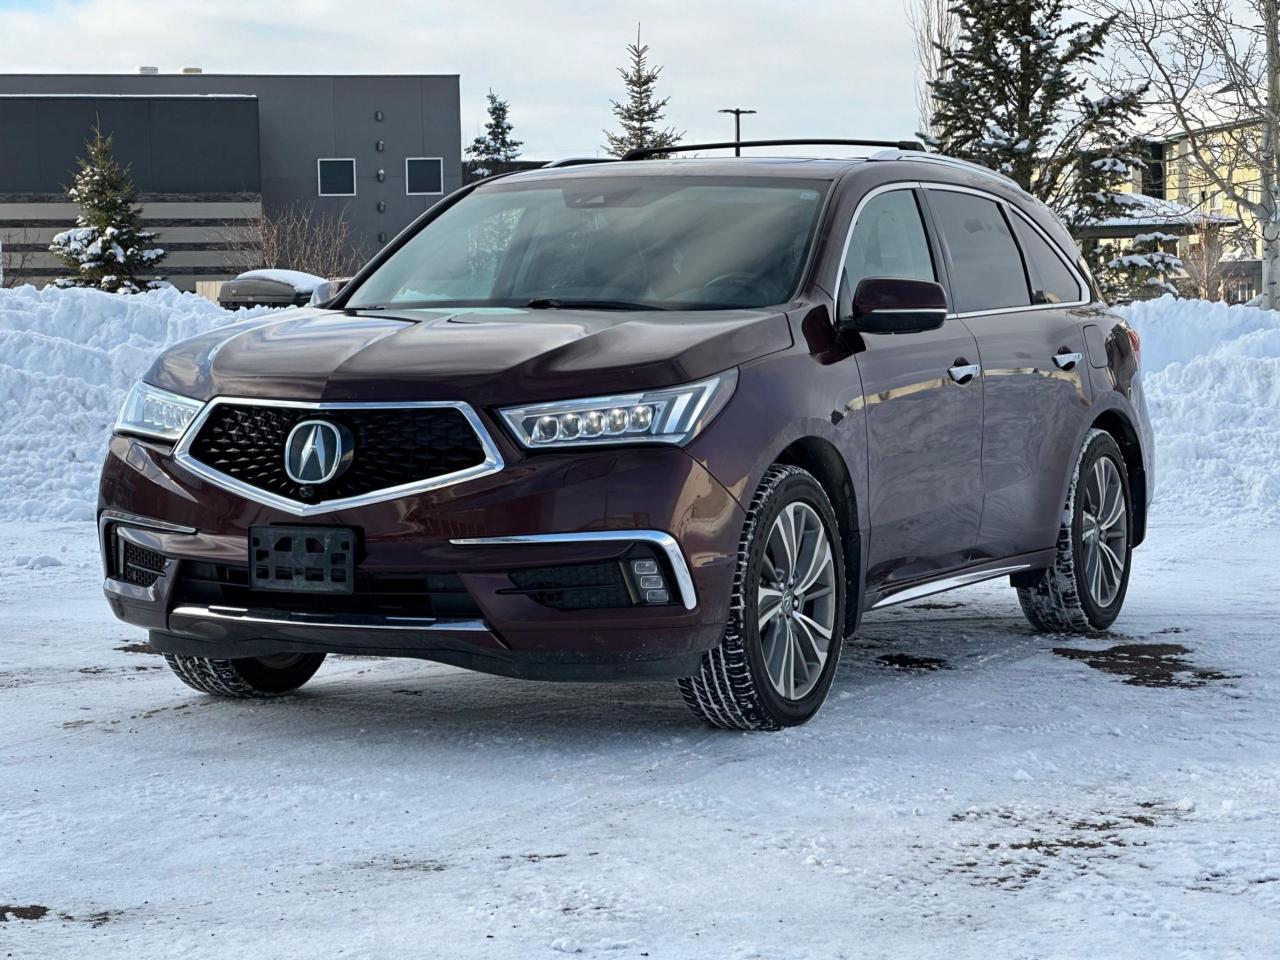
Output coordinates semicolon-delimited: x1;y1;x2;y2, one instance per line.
718;108;757;156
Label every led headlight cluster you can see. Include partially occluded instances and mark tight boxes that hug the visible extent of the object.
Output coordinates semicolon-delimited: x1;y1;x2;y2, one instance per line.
500;372;736;449
115;381;205;442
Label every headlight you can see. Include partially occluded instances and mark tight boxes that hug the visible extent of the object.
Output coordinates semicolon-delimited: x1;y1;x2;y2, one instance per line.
500;371;737;449
115;381;205;442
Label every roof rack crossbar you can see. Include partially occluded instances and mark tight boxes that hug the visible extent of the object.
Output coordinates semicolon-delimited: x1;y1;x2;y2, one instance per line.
620;138;926;161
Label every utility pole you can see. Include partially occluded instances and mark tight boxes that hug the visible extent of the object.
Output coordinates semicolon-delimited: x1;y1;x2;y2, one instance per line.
717;108;757;155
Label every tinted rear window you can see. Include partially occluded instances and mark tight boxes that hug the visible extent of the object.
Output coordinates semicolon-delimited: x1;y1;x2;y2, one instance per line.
929;190;1030;313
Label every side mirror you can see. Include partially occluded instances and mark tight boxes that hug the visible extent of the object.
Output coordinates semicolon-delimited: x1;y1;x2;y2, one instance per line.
308;277;352;307
839;277;949;335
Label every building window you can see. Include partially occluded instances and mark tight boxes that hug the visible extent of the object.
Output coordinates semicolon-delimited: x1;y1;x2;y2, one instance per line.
1141;141;1165;200
405;157;444;196
317;158;356;197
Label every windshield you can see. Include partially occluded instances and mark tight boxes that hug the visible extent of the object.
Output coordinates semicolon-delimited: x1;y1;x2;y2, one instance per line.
345;176;830;311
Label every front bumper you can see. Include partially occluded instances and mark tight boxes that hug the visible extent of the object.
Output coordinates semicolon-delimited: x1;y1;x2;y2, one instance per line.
99;432;745;681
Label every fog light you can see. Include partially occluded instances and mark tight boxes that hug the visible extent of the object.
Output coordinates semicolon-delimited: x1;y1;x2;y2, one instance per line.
631;560;658;575
639;575;664;589
645;588;670;604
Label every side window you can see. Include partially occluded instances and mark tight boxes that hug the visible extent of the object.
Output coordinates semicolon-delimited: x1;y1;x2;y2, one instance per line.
1010;214;1083;304
929;190;1030;313
843;190;936;297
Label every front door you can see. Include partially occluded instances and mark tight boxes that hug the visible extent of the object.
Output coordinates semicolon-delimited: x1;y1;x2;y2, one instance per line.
843;188;985;590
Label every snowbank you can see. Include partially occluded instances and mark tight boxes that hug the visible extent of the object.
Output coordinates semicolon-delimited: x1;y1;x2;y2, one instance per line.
0;285;276;521
0;286;1277;524
1116;295;1280;523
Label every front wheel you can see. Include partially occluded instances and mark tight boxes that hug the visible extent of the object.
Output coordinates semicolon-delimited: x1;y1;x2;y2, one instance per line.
1018;429;1133;632
164;652;326;698
679;464;846;730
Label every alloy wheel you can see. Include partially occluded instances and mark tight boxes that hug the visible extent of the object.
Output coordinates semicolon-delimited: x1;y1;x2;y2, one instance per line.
1081;455;1128;607
757;501;838;700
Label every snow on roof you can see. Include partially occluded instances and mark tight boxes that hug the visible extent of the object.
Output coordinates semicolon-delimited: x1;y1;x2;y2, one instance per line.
1087;192;1238;229
235;269;327;293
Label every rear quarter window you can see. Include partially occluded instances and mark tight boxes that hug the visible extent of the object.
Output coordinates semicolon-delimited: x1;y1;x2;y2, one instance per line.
929;190;1031;314
1010;213;1084;305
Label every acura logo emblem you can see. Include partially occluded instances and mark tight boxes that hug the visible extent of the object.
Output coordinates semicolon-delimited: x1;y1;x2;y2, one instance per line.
284;420;353;485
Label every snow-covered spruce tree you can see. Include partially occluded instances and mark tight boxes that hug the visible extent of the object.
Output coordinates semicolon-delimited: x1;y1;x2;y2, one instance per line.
48;124;165;293
1097;231;1183;302
929;0;1146;237
603;26;683;158
465;89;523;179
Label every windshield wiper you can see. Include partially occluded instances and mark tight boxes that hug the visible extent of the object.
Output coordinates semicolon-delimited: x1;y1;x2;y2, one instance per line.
526;297;666;311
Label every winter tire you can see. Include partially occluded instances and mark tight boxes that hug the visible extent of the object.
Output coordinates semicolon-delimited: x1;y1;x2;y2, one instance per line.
163;652;326;698
1017;429;1133;633
679;464;846;730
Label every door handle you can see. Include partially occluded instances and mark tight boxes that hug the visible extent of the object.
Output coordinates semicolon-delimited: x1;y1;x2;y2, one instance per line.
948;361;981;385
1053;351;1082;371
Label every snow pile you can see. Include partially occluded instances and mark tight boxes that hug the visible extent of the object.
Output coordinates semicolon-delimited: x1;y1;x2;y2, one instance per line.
1117;295;1280;522
0;285;276;521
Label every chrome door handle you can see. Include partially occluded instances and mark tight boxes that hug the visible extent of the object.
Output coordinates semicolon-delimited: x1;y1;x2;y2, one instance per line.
1053;351;1082;370
948;362;981;385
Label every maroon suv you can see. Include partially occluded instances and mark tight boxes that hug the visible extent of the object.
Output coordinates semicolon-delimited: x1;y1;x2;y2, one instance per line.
100;139;1153;729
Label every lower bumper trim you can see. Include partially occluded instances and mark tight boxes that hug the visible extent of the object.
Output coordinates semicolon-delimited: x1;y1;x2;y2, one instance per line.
171;604;491;633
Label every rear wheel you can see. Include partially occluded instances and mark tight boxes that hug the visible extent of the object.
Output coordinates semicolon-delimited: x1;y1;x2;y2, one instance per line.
679;465;846;730
163;652;326;698
1017;429;1133;632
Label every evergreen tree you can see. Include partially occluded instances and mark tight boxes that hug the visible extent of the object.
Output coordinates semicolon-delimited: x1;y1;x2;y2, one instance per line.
1097;230;1183;301
603;26;683;158
929;0;1146;235
48;124;165;293
465;89;523;178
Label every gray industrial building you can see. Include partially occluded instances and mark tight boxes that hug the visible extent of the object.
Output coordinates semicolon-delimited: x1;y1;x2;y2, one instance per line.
0;72;462;290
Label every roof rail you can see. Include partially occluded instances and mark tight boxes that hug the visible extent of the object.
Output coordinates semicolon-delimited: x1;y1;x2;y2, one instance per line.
868;149;1026;192
620;138;927;161
542;157;616;168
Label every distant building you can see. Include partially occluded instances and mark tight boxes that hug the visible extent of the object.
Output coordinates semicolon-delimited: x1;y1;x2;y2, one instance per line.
1128;88;1271;302
0;72;462;290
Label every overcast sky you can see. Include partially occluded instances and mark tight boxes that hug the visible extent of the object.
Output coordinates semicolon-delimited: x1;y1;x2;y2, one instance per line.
0;0;922;158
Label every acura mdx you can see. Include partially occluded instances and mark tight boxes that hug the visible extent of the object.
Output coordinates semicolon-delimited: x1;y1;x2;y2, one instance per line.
100;139;1154;729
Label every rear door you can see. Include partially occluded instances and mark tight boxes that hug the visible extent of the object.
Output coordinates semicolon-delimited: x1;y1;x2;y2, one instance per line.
843;187;985;589
924;186;1093;561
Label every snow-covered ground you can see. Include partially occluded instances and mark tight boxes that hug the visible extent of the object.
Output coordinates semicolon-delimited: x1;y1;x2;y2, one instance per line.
2;287;1279;957
2;517;1277;958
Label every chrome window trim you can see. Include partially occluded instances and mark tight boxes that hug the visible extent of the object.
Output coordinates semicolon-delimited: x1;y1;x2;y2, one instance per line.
171;397;505;517
831;179;1091;322
171;605;492;633
449;530;698;611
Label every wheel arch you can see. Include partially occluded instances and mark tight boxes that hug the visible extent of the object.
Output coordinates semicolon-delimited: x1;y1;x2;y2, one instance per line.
773;436;861;635
1091;409;1148;546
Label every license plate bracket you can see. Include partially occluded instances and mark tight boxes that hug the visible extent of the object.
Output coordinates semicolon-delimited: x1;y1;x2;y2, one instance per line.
249;525;356;594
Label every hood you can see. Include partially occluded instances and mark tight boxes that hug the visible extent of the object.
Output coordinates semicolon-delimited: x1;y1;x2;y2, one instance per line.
146;305;793;404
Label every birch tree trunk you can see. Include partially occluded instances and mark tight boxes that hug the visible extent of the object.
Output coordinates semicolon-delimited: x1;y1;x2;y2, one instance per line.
1260;0;1280;310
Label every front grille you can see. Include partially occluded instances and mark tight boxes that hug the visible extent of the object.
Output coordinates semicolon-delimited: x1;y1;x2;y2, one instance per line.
175;560;483;620
118;540;167;587
506;561;633;610
187;404;488;503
